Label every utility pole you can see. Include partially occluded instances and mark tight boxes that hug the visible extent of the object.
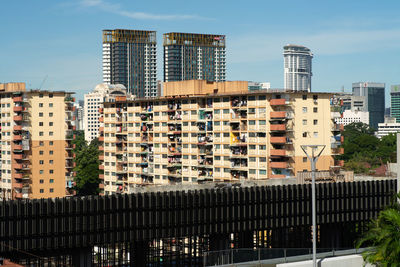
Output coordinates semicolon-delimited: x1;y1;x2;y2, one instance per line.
301;145;325;267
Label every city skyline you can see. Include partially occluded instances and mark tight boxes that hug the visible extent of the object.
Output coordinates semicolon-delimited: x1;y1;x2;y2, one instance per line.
1;0;400;106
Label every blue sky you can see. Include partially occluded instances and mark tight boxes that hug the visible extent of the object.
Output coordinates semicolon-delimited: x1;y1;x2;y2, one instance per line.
1;0;400;105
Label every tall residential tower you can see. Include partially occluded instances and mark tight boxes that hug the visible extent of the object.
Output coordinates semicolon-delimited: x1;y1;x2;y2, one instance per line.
283;44;313;92
163;32;226;82
102;29;157;98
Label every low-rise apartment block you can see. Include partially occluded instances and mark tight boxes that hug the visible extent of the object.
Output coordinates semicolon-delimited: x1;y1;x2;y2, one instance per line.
0;83;76;200
99;80;343;195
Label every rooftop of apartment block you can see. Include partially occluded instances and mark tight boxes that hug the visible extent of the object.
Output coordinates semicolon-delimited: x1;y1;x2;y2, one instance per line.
103;80;334;104
0;83;74;95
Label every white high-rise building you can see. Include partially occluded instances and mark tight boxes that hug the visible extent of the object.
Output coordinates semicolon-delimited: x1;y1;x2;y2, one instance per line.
102;29;157;98
283;44;313;92
84;84;127;143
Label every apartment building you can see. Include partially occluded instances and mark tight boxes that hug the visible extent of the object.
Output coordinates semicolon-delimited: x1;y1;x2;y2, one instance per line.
163;32;226;82
84;83;127;143
98;80;343;195
0;83;76;200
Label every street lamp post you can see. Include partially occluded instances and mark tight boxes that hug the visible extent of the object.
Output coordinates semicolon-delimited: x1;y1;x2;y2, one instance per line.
301;145;325;267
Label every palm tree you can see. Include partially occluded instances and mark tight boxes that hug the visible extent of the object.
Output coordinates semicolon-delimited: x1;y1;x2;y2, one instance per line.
357;193;400;266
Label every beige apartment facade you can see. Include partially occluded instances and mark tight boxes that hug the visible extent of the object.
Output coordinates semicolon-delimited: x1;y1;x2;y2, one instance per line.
99;80;343;195
0;83;76;200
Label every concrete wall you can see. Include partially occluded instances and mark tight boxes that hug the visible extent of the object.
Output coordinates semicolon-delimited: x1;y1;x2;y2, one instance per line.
277;255;373;267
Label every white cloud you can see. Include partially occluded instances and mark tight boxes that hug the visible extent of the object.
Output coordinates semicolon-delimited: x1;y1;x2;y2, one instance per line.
79;0;211;20
228;29;400;64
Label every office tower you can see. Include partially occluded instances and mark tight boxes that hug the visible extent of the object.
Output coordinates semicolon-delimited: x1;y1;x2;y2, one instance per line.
98;80;342;195
102;29;157;98
0;83;76;200
283;44;313;92
163;32;226;82
391;85;400;122
84;83;127;143
74;101;84;131
352;82;385;129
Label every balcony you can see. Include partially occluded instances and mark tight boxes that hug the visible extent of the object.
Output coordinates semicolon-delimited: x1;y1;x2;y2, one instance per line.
64;96;75;102
99;127;104;132
99;174;104;180
99;155;104;161
270;99;288;106
14;193;23;199
13;183;23;189
14;173;23;179
13;135;22;141
332;147;344;155
99;165;104;170
14;145;22;150
13;125;22;131
13;106;23;112
13;116;23;121
270;162;288;169
270;136;286;144
99;146;104;151
98;107;103;113
270;149;286;157
99;117;104;123
99;183;104;189
13;163;23;169
270;111;287;119
99;136;104;142
270;124;286;131
270;174;286;179
14;154;23;160
13;96;23;102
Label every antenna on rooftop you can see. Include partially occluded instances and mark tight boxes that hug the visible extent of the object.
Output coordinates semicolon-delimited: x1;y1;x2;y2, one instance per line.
341;86;344;93
39;75;48;90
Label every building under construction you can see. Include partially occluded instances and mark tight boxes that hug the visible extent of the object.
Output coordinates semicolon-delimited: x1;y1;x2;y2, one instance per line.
163;32;226;82
102;29;157;98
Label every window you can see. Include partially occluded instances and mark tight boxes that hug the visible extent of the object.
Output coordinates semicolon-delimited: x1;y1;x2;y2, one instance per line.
259;169;267;175
50;188;54;193
302;107;307;113
260;157;266;162
259;145;266;150
39;112;43;117
39;94;43;98
39;103;43;107
313;120;318;125
313;95;318;100
49;103;53;107
302;132;307;137
313;132;318;138
39;179;44;184
49;150;53;155
39;122;43;126
49;141;53;146
39;170;44;174
223;109;229;114
302;95;307;100
249;169;256;174
39;151;44;155
49;179;54;183
39;141;44;146
249;157;256;162
49;160;53;164
49;131;53;136
49;170;54;174
259;120;266;125
303;157;307;162
40;189;44;193
49;112;53;117
302;120;307;125
49;94;53;98
49;122;53;126
313;107;318;113
214;109;220;114
39;160;44;165
39;132;44;136
249;120;256;125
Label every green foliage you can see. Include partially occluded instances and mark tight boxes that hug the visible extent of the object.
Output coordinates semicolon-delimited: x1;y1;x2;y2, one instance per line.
339;123;397;173
73;131;100;196
357;193;400;266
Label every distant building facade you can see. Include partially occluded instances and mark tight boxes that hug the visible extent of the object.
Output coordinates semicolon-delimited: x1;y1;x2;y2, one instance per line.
376;117;400;138
352;82;385;129
283;44;313;92
84;83;127;143
334;109;369;126
248;82;271;91
102;29;157;97
163;32;226;82
391;85;400;122
0;83;76;200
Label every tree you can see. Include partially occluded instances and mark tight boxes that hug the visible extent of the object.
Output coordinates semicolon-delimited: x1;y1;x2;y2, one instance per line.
357;193;400;266
73;132;101;196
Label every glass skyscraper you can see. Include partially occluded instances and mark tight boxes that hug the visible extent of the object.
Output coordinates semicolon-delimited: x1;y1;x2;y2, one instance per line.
391;85;400;122
352;82;385;129
102;29;157;98
283;44;313;92
163;32;226;82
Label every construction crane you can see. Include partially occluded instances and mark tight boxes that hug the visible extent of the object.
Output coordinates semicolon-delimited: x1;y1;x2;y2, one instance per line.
39;75;48;90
